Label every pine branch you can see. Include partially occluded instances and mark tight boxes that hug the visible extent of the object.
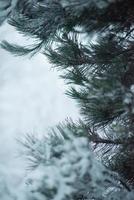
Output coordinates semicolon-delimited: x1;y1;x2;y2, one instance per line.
1;40;43;56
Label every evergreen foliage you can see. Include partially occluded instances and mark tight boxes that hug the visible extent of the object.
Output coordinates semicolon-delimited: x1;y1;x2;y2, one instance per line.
1;0;134;199
20;128;129;200
0;0;18;25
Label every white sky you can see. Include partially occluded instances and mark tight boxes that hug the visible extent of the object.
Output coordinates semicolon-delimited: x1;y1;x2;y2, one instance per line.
0;23;79;189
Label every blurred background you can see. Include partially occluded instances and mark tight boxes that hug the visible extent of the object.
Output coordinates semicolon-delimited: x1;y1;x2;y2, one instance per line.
0;22;78;190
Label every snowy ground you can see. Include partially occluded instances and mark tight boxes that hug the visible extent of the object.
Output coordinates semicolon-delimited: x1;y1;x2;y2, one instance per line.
0;23;78;189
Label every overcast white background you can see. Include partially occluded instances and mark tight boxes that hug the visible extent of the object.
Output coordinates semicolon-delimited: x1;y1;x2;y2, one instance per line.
0;23;78;189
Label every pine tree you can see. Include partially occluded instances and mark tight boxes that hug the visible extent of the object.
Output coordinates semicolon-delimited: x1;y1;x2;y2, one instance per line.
1;0;134;199
0;0;18;25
